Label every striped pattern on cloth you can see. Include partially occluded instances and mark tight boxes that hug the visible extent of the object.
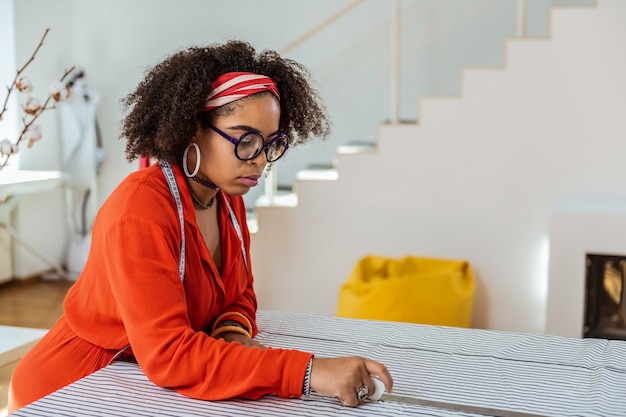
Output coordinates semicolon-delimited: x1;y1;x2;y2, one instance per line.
11;310;626;417
202;72;280;111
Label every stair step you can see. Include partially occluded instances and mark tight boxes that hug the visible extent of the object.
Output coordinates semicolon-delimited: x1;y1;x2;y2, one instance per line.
255;193;298;207
306;163;334;170
296;168;338;181
337;142;376;155
277;184;293;193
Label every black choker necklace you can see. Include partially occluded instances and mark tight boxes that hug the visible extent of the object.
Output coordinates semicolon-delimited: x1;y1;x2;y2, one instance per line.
190;176;219;190
190;192;216;210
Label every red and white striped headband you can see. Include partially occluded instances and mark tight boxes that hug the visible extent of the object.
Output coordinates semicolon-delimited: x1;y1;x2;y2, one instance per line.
202;72;280;111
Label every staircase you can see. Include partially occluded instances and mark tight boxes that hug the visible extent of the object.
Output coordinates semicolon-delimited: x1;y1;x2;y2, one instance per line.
244;0;531;208
250;0;626;334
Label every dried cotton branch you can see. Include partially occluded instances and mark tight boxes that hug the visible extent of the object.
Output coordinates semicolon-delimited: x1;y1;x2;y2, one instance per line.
0;28;75;170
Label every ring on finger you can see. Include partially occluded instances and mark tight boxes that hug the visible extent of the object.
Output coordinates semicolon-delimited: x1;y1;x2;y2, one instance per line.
357;384;369;401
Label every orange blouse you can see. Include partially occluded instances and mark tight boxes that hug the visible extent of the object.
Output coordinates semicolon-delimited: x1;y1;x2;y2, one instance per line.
9;163;312;412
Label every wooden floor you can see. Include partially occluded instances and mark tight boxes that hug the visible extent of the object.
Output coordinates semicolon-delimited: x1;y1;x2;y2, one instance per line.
0;278;73;416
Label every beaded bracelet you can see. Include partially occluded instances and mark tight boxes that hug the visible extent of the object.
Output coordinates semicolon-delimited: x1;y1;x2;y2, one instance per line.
302;357;313;397
210;325;251;339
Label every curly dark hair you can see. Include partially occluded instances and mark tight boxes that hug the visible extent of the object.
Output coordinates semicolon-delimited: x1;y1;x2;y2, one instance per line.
121;40;331;164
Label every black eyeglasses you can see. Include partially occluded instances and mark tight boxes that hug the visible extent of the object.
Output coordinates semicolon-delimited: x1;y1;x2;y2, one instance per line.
209;125;289;163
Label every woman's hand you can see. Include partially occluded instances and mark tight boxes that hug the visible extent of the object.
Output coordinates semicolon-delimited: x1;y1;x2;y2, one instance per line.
309;356;393;407
217;331;266;349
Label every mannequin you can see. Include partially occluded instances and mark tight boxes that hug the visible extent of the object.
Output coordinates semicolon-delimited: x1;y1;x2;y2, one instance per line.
58;70;103;278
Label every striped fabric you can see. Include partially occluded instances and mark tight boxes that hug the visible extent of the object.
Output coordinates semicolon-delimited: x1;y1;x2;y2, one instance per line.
11;311;626;416
202;72;280;111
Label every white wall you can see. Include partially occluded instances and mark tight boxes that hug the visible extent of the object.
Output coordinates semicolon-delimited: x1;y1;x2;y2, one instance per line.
252;0;626;334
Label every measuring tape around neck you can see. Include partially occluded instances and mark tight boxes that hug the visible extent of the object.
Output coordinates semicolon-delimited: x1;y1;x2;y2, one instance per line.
161;160;186;282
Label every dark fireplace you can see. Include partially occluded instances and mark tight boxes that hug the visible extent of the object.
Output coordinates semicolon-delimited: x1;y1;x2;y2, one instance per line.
584;253;626;340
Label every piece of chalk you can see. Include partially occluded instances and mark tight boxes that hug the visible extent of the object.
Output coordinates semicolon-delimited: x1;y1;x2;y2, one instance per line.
369;377;385;401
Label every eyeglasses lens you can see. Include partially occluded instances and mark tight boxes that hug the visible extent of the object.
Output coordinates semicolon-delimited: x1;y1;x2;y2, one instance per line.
266;137;288;162
235;132;288;162
235;132;264;160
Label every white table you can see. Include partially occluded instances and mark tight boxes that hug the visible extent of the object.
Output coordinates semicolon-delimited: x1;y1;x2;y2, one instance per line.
9;310;626;416
0;170;64;198
0;170;66;278
0;325;47;367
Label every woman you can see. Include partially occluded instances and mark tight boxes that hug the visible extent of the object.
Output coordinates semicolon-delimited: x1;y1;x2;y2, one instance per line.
8;40;393;412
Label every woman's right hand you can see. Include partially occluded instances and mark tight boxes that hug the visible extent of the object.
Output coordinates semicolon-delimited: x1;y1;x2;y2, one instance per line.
309;356;393;407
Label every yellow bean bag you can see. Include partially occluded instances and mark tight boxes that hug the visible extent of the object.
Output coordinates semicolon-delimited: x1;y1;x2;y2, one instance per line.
337;255;475;328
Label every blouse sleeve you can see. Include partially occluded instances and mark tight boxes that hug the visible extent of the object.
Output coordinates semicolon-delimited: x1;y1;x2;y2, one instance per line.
102;212;312;400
